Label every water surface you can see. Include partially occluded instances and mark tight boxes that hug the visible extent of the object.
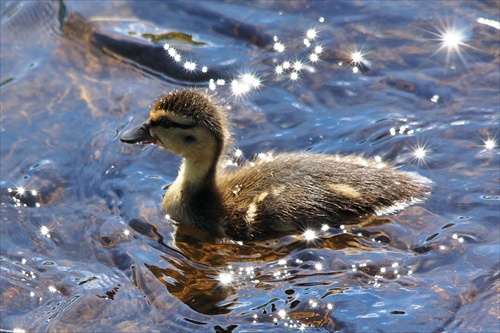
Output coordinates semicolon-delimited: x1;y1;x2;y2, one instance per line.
1;1;499;332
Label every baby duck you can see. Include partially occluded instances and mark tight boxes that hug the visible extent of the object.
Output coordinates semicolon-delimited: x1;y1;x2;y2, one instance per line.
121;89;431;241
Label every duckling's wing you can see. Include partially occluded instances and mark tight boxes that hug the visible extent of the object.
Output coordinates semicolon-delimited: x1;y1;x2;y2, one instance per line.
218;152;431;239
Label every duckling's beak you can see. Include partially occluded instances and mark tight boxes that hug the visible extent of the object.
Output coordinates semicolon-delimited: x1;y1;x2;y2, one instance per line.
120;122;156;144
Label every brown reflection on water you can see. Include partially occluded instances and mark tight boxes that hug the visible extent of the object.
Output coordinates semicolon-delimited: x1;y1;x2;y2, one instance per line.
132;212;401;316
146;258;234;315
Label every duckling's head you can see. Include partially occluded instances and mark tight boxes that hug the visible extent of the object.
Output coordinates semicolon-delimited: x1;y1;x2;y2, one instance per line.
121;89;230;163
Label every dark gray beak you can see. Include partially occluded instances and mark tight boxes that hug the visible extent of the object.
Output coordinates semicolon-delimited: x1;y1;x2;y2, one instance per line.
120;122;155;144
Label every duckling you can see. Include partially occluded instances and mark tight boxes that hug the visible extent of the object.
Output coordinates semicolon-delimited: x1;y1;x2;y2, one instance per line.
121;89;431;241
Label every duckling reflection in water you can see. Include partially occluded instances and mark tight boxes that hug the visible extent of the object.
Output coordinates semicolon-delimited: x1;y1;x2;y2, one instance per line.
121;89;431;241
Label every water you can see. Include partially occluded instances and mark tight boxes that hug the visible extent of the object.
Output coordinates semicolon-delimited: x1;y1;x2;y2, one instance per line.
1;1;498;332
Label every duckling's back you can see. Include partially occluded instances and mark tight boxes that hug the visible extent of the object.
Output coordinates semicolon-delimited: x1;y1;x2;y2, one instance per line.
218;152;431;240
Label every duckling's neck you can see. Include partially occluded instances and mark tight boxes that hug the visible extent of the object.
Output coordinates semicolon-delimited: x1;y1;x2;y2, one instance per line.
176;157;218;190
162;153;223;233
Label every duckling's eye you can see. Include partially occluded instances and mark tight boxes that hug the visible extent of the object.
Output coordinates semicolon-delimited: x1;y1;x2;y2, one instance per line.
184;135;196;143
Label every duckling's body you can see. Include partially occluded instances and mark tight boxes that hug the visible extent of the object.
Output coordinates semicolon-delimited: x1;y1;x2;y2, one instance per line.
121;89;431;241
